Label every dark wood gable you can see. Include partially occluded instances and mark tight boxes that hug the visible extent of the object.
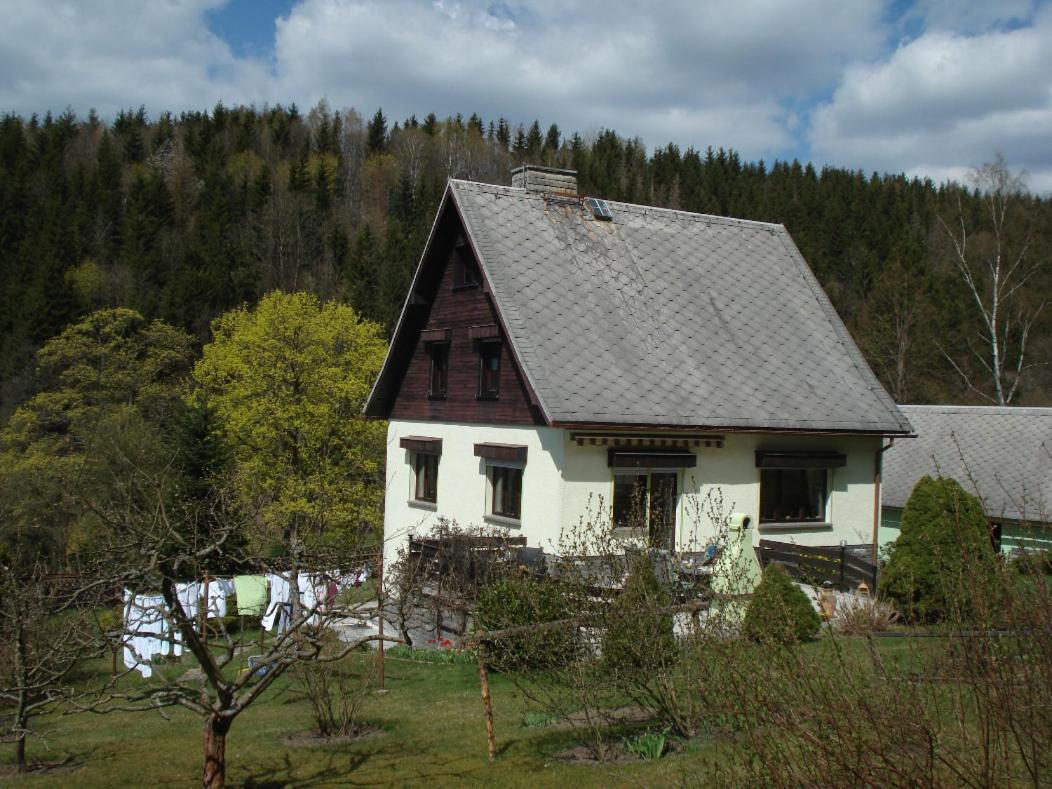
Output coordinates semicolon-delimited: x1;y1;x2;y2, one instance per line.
370;197;545;426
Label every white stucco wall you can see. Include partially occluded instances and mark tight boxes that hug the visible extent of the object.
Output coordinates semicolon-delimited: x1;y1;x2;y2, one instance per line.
383;420;883;565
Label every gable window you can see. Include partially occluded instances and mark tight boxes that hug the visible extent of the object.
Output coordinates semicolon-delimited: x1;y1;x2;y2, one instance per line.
477;340;501;399
755;451;843;525
428;342;449;398
452;245;479;289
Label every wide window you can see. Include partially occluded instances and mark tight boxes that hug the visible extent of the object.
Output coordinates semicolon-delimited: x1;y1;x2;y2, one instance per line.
428;342;449;398
413;452;439;503
478;340;501;399
612;471;678;549
489;464;522;520
759;468;827;523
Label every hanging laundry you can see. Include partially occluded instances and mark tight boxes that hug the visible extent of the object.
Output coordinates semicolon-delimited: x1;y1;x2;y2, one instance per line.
262;573;291;632
123;590;170;678
204;578;234;618
233;575;268;616
175;581;200;621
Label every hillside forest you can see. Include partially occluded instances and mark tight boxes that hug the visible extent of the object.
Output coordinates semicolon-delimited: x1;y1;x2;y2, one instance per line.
1;103;1050;417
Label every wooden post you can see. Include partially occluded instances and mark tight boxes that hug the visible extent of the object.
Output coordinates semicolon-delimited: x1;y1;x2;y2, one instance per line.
477;646;496;762
376;551;385;691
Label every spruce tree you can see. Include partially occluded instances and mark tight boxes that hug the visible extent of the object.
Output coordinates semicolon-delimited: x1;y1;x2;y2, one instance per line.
366;108;387;155
881;475;994;623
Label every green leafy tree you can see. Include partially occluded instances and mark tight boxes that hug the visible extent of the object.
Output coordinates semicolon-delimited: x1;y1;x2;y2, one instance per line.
191;291;388;562
742;564;822;644
0;308;193;559
881;475;994;623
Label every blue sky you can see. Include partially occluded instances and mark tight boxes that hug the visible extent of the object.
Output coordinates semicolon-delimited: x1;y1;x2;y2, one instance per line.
1;0;1050;191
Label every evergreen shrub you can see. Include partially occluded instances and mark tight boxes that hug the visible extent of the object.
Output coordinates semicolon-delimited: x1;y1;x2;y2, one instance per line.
881;475;994;623
601;555;677;677
742;564;821;644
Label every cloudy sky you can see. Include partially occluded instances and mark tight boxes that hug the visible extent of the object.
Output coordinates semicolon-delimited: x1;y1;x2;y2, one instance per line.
2;0;1050;191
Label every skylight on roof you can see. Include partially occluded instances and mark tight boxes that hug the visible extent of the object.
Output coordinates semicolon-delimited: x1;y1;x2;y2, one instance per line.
586;197;613;221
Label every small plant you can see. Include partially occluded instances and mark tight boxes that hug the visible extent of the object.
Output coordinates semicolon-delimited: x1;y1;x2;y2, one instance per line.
832;595;900;634
742;564;822;644
521;710;557;728
625;731;666;760
293;635;375;738
385;644;476;664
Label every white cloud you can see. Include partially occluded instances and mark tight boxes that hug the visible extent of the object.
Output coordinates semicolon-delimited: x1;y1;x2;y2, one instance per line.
0;1;272;118
1;0;1050;190
0;0;882;163
810;5;1052;193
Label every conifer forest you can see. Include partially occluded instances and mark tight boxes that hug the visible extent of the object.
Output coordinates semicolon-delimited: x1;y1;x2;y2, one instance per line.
2;103;1049;416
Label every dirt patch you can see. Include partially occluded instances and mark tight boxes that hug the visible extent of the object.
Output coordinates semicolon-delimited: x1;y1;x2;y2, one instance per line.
551;743;637;765
281;727;385;748
551;705;651;730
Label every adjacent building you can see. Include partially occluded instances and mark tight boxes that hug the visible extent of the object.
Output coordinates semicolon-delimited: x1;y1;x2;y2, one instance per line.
881;405;1052;554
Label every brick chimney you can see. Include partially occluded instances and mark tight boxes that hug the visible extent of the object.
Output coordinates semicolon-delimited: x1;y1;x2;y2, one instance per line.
511;165;578;197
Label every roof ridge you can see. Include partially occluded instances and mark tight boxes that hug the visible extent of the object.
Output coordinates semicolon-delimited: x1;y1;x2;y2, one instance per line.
901;404;1052;414
449;178;785;232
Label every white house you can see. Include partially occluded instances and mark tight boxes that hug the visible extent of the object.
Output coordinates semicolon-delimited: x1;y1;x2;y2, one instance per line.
365;166;913;568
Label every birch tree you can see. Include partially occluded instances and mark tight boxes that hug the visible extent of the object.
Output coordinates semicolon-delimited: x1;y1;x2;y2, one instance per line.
938;156;1047;404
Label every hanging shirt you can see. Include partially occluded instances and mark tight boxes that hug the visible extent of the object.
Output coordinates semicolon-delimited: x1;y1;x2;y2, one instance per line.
233;575;269;616
262;573;291;632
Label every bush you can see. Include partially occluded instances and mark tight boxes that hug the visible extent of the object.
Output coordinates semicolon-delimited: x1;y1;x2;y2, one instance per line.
742;564;821;644
475;575;576;671
881;475;994;623
292;635;374;738
601;555;677;677
832;595;900;635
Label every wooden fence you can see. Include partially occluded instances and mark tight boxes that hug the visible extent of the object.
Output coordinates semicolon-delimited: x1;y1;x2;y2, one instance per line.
756;540;877;592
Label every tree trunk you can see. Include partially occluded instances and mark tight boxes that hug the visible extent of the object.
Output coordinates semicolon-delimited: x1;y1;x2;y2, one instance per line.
14;729;26;773
202;715;229;789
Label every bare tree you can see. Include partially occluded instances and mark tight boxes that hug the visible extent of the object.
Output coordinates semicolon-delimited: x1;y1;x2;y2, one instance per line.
76;423;392;789
938;155;1047;404
0;557;99;772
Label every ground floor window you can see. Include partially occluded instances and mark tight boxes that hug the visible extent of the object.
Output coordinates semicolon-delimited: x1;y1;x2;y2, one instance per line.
612;470;678;548
488;464;522;520
759;468;827;523
413;452;439;503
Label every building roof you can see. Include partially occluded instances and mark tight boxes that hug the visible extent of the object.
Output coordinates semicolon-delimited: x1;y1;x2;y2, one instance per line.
882;405;1052;523
368;178;912;434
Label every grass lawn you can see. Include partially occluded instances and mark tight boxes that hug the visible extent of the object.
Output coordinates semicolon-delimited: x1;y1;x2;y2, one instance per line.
4;633;942;787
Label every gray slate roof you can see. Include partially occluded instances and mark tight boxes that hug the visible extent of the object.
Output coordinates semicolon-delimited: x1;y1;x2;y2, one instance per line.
882;405;1052;523
448;180;911;433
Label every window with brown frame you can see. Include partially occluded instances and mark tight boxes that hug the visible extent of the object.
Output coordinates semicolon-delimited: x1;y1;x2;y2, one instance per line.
477;340;501;399
427;342;449;398
489;464;522;520
413;452;439;503
452;246;479;289
759;468;827;523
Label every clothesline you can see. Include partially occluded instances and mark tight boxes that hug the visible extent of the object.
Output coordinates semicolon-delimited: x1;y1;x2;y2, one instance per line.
121;567;371;678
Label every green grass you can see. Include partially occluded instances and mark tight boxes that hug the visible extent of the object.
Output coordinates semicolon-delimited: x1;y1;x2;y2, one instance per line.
3;633;949;786
6;654;713;786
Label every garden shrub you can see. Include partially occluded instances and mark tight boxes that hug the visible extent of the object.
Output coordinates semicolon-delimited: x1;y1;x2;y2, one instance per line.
742;564;821;644
475;575;576;671
601;555;677;677
881;475;994;623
